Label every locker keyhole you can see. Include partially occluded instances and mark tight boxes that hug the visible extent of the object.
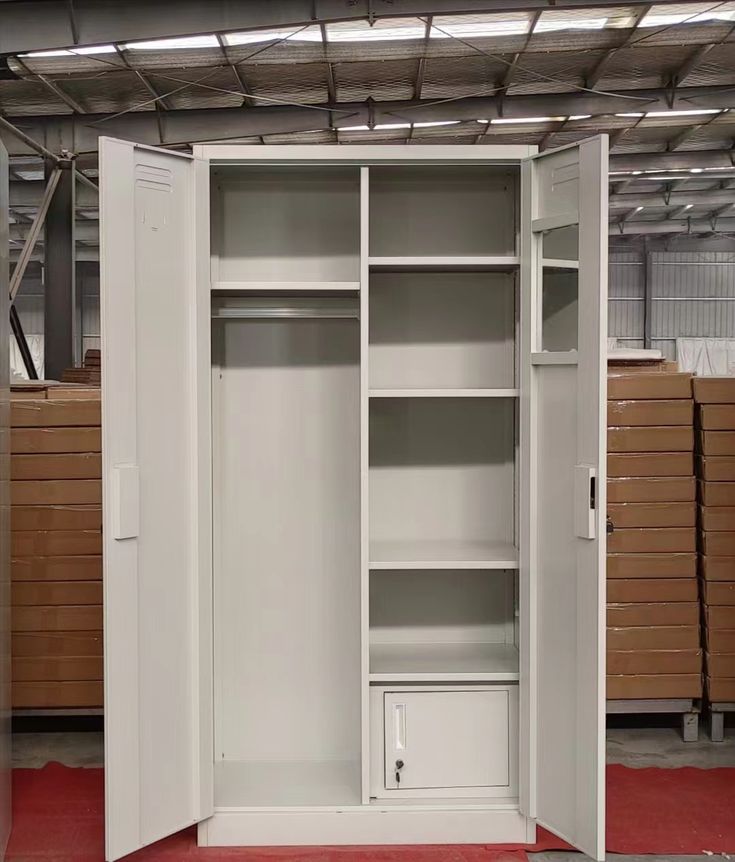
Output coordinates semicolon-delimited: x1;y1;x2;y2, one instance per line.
395;759;404;784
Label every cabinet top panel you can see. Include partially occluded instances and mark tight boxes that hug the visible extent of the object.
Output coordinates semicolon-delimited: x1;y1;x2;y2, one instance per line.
194;144;536;164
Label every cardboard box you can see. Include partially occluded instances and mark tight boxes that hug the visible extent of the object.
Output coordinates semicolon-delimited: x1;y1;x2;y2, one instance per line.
700;555;735;582
607;674;702;699
607;477;695;503
697;404;735;430
608;373;692;400
692;376;735;404
706;652;735;676
706;628;735;651
11;427;101;455
699;481;735;506
608;426;693;453
11;453;101;481
607;359;678;373
11;631;103;657
699;531;735;556
697;456;735;482
11;530;102;557
702;581;735;606
12;581;102;607
706;605;735;629
607;649;702;675
11;555;102;582
608;453;693;478
696;430;735;456
607;502;695;529
608;625;700;650
11;605;102;632
11;399;100;428
707;676;735;702
607;553;697;579
12;680;103;709
47;387;100;400
699;506;735;532
608;400;693;427
607;602;699;627
12;656;103;682
11;480;101;506
607;528;696;554
11;505;102;532
607;579;698;603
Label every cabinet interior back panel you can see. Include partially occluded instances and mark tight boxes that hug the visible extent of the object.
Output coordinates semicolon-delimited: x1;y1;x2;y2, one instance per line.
369;272;516;390
369;398;515;545
370;569;515;645
369;166;517;257
213;167;360;282
212;317;361;765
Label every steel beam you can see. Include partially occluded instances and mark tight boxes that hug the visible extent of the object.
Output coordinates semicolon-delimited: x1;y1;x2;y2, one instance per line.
610;188;735;210
2;85;734;155
0;0;667;55
43;158;76;378
610;216;735;235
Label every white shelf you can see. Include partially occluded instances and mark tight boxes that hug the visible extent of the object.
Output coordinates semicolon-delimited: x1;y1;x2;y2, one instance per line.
212;281;360;293
541;258;579;270
369;642;519;682
369;539;518;570
214;760;362;808
370;388;518;399
368;257;519;272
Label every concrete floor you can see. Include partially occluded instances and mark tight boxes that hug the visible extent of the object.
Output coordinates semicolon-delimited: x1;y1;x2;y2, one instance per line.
10;725;735;861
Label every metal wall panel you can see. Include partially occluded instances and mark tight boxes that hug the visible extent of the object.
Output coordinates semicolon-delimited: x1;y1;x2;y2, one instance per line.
608;251;735;359
608;253;644;346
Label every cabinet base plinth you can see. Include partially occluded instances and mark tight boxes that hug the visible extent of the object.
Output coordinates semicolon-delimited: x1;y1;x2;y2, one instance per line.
199;807;534;847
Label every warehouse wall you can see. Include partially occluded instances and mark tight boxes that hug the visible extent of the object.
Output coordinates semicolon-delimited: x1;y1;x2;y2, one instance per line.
11;262;100;378
609;242;735;360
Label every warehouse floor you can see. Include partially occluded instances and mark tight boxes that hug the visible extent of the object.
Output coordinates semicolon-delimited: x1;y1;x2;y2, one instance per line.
9;725;735;862
12;725;735;770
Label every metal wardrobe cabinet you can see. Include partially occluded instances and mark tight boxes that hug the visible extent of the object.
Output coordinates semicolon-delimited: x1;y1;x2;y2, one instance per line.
100;139;608;862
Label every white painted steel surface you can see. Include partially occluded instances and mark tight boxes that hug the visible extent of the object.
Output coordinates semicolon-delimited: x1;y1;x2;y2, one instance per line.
100;138;213;861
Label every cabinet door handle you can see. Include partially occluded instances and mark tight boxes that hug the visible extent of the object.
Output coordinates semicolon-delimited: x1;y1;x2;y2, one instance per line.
393;703;406;750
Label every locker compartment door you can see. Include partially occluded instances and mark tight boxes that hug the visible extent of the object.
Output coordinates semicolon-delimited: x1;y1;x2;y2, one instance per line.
382;690;512;794
520;137;607;860
100;138;212;861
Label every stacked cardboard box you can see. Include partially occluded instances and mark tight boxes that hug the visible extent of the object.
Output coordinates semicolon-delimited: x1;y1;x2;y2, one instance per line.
61;348;101;386
10;384;102;709
693;377;735;704
607;369;702;699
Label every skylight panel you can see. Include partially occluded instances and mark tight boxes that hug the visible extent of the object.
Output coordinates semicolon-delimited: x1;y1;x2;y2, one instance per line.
224;27;322;45
640;2;735;26
489;116;566;124
22;45;116;57
327;18;425;41
536;10;608;32
125;35;219;50
431;13;530;38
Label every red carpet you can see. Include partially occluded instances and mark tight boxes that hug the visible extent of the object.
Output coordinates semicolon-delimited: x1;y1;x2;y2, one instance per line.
8;763;735;860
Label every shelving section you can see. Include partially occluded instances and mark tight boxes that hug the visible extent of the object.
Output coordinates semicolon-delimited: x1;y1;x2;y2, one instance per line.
208;157;522;811
210;164;363;809
364;163;521;708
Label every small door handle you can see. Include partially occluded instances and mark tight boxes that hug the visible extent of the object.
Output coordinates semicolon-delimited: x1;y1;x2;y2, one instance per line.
395;759;404;784
607;516;614;535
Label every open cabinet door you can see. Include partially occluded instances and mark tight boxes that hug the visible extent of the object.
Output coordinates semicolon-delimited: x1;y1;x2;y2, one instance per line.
100;138;212;861
519;136;607;860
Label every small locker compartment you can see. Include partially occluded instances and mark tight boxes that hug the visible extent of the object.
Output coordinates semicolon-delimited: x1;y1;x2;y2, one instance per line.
370;685;518;799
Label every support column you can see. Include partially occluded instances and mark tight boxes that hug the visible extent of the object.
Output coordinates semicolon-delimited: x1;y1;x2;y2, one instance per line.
43;156;75;379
